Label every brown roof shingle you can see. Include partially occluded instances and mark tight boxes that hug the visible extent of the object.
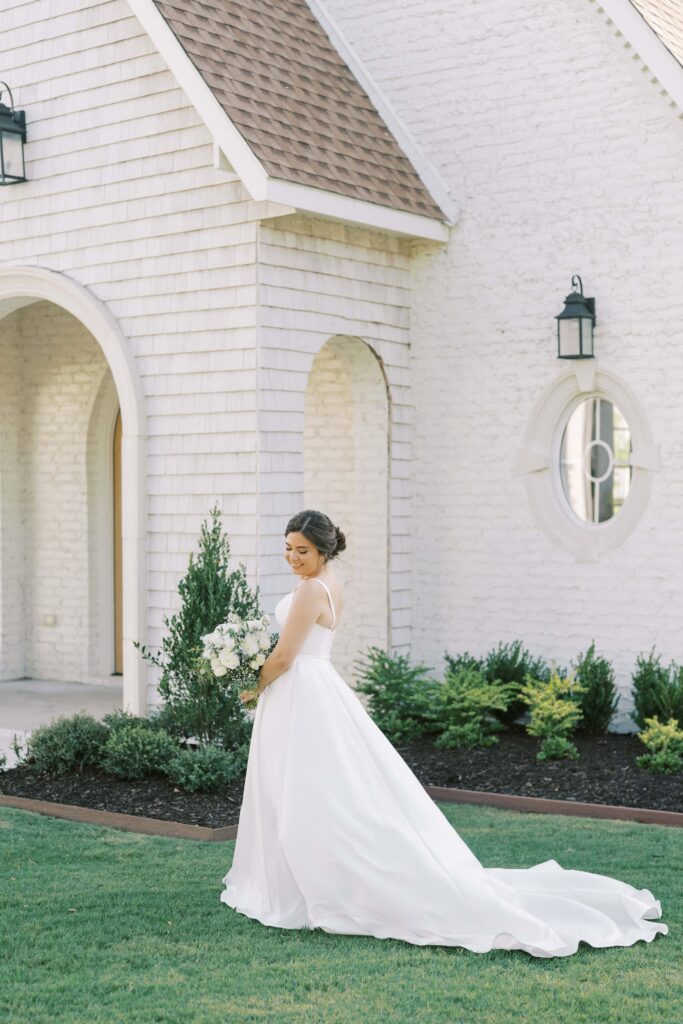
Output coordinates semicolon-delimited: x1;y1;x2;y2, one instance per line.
152;0;446;221
630;0;683;67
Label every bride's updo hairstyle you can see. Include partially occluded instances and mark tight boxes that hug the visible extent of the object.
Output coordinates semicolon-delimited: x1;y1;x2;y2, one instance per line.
285;510;346;562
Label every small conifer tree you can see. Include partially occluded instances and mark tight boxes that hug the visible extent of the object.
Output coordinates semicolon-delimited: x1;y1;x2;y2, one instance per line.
572;640;619;735
135;504;262;748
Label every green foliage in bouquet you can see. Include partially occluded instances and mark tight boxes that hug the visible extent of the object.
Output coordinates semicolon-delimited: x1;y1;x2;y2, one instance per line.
434;666;517;749
636;715;683;775
134;504;263;748
520;666;586;761
630;647;683;731
14;712;109;774
354;647;442;745
482;641;552;727
571;640;619;735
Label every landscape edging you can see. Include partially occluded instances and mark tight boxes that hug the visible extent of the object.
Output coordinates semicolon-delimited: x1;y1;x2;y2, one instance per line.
1;785;681;841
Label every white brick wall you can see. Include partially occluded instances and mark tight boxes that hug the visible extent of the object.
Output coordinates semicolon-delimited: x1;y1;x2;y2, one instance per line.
0;0;263;706
0;302;110;683
304;336;389;680
255;214;413;673
322;0;683;728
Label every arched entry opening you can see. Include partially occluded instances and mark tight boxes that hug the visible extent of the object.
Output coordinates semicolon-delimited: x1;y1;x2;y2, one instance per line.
304;336;390;681
0;267;146;713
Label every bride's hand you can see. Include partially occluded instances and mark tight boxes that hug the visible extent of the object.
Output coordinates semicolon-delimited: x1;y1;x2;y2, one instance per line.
239;686;262;704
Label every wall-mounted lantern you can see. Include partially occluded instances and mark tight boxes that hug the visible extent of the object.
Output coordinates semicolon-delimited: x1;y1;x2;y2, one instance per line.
0;82;27;185
555;275;596;359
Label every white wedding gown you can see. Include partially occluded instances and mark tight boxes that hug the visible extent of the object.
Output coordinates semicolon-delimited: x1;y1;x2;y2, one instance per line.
220;578;669;957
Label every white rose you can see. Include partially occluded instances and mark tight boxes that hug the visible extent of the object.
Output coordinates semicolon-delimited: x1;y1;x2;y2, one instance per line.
241;636;260;656
212;662;228;677
256;652;266;667
247;619;263;631
220;635;235;652
258;634;271;651
249;657;260;669
219;648;240;670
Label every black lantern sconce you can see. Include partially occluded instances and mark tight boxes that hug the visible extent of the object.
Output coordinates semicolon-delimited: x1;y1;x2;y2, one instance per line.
0;82;27;185
555;275;596;359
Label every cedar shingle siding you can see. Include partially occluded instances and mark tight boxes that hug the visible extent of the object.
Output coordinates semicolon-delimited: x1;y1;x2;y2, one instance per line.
153;0;446;220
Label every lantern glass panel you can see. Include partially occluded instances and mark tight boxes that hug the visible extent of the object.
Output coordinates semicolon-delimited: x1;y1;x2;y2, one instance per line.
559;317;581;357
559;397;633;524
1;129;24;180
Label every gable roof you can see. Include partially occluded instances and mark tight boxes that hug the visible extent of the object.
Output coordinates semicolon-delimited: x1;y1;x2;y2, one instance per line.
630;0;683;66
153;0;445;222
126;0;451;240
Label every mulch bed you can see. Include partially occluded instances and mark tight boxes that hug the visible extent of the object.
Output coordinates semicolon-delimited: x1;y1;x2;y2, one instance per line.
0;725;680;829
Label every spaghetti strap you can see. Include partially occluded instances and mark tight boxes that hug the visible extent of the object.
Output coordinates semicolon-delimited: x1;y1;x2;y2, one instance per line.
305;577;336;628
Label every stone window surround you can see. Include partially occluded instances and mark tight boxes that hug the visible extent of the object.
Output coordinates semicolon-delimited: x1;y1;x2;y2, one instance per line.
515;360;660;562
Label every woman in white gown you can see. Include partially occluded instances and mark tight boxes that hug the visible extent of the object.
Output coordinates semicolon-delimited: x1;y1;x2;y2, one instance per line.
220;509;669;957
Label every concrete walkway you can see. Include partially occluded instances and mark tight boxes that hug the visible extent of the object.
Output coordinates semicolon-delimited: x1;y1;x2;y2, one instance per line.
0;678;123;769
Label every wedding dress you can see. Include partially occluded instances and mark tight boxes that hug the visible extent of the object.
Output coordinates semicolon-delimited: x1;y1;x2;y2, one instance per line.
220;578;669;956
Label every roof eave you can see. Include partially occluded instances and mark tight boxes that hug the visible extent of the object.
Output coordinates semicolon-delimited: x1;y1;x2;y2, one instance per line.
593;0;683;114
266;178;450;241
126;0;451;242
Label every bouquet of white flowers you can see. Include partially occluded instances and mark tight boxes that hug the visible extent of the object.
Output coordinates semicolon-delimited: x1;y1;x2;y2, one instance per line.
200;611;272;708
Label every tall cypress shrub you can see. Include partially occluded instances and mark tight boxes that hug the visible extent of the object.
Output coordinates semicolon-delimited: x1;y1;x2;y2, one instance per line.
135;504;262;747
572;640;618;735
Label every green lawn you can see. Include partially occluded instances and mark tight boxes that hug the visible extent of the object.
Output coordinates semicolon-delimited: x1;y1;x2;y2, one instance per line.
0;802;680;1024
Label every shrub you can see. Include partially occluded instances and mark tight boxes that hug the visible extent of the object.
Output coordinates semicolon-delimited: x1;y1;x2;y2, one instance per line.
100;724;179;780
630;648;683;730
443;651;483;674
520;666;586;761
16;712;109;774
354;647;442;745
101;708;168;733
572;641;619;735
483;641;551;726
134;505;263;749
433;666;517;749
165;743;248;793
636;716;683;775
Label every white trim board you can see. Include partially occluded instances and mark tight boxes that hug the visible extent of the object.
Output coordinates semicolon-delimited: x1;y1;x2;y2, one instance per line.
591;0;683;116
125;0;450;241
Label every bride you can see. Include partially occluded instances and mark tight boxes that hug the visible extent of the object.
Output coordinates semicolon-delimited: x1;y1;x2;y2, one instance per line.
220;509;669;957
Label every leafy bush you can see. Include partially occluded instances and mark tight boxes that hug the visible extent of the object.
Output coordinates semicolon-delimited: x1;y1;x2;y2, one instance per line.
636;716;683;775
16;712;109;774
165;743;248;793
101;708;169;733
433;667;517;749
520;667;586;761
572;641;619;735
100;724;179;780
483;641;551;726
134;505;263;749
443;651;483;675
354;647;442;745
630;648;683;731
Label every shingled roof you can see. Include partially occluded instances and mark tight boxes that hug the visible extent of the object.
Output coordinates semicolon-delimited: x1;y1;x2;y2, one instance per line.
630;0;683;66
151;0;446;222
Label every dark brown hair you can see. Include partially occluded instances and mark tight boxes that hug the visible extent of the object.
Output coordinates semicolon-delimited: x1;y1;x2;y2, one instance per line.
285;510;346;561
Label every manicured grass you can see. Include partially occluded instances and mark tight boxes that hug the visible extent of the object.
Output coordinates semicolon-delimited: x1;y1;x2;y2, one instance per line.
0;803;680;1024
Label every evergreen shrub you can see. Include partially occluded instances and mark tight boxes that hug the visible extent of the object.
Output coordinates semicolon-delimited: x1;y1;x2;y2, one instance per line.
165;742;248;793
520;666;586;761
572;641;619;735
354;647;441;745
17;712;109;775
134;504;263;750
434;666;517;749
100;724;179;780
631;648;683;730
636;716;683;775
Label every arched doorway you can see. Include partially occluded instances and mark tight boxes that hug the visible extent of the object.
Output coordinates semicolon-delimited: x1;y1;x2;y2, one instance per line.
304;336;390;681
0;267;146;713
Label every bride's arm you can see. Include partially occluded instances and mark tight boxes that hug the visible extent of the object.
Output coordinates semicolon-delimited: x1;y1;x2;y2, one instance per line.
244;583;325;698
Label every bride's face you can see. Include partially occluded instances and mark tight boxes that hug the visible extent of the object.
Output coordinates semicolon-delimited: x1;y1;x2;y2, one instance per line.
285;531;324;577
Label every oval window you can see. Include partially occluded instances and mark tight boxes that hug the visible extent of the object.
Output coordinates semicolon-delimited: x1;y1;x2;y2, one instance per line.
560;397;633;524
